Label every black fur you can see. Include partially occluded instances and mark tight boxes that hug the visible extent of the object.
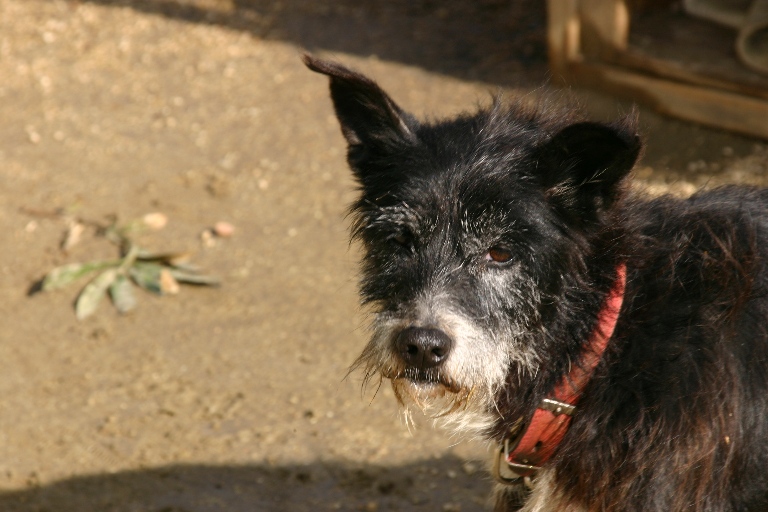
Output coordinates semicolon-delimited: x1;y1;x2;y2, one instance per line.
305;55;768;512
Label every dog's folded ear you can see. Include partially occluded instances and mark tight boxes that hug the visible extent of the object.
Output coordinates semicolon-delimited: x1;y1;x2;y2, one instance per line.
303;55;416;167
537;116;642;221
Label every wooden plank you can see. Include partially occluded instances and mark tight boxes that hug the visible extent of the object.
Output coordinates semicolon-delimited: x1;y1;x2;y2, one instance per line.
547;0;581;83
612;49;768;100
546;0;768;138
567;60;768;139
627;8;768;93
579;0;630;58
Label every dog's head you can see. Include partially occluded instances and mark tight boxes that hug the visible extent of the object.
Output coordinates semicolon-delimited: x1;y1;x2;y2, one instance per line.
305;56;641;434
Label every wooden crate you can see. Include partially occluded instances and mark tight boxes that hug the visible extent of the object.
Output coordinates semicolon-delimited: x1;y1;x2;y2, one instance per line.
547;0;768;139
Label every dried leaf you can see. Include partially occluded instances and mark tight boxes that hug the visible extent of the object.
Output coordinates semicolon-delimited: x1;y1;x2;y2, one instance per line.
159;268;180;295
42;261;116;291
129;263;163;295
136;249;193;267
61;221;86;252
200;229;215;247
76;269;118;320
168;268;221;287
109;274;137;314
169;261;202;273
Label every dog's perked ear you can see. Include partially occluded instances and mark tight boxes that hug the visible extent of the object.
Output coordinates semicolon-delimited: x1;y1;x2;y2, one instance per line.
536;116;642;222
302;55;417;171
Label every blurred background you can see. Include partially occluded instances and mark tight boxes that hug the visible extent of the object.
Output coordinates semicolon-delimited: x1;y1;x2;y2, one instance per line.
0;1;766;511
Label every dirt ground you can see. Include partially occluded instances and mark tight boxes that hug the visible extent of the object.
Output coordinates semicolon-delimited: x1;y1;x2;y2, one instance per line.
0;1;766;511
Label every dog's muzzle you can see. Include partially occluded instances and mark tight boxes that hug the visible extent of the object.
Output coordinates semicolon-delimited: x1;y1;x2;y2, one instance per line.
394;326;453;372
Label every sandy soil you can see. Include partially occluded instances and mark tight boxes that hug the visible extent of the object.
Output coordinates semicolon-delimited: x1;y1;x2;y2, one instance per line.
0;1;766;511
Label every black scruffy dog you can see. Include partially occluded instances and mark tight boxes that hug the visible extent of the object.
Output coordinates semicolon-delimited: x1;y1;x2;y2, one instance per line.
305;55;768;512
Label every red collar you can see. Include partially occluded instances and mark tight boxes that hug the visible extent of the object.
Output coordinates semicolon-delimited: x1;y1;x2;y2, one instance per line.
495;264;627;482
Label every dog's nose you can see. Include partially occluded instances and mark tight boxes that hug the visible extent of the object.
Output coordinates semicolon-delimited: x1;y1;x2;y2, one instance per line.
395;327;453;369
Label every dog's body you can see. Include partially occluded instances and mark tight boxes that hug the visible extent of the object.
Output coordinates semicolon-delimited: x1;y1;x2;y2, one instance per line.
305;56;768;511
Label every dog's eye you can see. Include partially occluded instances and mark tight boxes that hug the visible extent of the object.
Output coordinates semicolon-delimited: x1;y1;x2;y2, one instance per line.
486;246;513;263
390;232;412;248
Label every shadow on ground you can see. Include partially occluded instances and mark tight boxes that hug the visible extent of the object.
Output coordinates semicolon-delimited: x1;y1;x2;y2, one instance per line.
0;455;491;512
79;0;548;86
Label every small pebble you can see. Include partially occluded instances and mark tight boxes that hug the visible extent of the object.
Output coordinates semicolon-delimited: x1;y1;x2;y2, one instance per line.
213;221;235;238
142;212;168;230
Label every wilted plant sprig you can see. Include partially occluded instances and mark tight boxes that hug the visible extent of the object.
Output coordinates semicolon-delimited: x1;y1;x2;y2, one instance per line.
40;214;221;320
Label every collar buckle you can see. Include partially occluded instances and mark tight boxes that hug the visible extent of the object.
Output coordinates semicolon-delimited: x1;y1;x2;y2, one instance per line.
493;432;541;485
539;398;576;416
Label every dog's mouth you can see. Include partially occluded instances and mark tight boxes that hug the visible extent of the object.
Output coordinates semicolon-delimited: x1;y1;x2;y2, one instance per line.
388;374;477;418
350;325;480;416
350;347;492;426
384;368;462;394
370;365;476;416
